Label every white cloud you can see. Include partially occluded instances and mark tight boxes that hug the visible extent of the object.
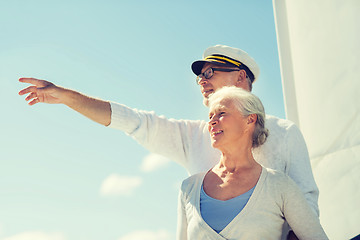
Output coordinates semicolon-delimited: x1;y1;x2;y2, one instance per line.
140;153;170;172
118;229;172;240
100;174;142;196
0;231;65;240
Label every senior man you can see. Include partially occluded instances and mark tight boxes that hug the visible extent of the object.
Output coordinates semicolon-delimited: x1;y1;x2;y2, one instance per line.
19;45;319;240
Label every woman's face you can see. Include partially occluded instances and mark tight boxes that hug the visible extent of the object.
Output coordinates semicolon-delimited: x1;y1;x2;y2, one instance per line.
208;98;250;151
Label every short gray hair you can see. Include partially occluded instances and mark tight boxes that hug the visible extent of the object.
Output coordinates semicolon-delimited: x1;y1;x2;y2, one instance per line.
246;75;253;91
208;86;268;148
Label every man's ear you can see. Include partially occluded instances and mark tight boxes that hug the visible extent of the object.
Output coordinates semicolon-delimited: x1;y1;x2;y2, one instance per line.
238;69;247;82
235;70;250;90
247;114;257;124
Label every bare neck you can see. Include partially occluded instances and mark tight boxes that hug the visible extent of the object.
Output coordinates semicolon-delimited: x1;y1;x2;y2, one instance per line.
216;143;259;174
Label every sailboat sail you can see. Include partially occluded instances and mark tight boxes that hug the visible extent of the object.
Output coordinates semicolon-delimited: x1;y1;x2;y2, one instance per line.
273;1;360;239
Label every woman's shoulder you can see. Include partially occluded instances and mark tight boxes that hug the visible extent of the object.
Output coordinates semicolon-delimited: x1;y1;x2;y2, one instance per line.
263;167;292;186
263;167;301;194
181;172;206;194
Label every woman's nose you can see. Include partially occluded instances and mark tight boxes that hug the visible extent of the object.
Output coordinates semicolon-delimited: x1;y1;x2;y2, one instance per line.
209;118;218;125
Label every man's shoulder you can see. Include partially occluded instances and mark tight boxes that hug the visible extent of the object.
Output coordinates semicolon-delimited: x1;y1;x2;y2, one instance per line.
265;114;294;126
265;114;298;132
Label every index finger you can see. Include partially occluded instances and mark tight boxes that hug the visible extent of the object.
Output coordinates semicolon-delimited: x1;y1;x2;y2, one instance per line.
18;86;38;95
19;77;45;86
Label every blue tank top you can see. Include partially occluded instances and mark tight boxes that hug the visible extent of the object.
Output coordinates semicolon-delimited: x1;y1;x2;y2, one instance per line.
200;184;255;233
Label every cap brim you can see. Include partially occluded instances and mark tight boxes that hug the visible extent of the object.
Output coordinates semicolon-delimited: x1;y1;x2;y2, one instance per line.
191;60;234;75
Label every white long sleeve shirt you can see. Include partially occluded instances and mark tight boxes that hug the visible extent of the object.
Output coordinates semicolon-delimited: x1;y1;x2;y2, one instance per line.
177;167;328;240
108;102;319;216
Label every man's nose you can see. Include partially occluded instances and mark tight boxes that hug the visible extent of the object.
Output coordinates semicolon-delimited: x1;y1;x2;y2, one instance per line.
198;77;208;85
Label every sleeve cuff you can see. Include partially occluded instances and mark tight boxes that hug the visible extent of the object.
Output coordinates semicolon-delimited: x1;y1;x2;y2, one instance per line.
107;101;141;134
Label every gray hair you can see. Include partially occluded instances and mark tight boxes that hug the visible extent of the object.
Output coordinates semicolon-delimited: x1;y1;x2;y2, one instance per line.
246;75;253;92
208;86;268;148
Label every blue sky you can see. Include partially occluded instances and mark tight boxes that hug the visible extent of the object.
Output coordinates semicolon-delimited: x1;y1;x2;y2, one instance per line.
0;1;283;239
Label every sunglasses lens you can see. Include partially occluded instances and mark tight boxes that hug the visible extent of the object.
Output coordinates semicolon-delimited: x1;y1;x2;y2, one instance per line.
204;68;213;79
196;68;214;84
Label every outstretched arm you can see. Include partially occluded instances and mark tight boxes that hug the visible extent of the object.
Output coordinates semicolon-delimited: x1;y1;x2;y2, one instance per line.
19;77;212;174
19;78;111;126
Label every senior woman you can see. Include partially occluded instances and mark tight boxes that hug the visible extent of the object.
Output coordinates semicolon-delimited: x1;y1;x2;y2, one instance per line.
176;86;328;240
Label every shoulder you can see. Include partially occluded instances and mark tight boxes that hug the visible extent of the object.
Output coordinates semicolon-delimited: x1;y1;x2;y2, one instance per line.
264;167;286;179
181;172;206;195
263;167;292;187
264;167;301;194
265;115;303;139
265;114;295;130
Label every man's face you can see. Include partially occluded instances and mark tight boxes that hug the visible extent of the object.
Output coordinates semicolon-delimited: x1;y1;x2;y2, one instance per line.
198;63;250;106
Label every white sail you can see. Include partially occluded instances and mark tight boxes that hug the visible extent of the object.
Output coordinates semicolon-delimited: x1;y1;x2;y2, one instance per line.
273;1;360;239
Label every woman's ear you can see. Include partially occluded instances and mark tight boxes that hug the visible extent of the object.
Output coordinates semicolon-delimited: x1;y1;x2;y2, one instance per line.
247;114;257;124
